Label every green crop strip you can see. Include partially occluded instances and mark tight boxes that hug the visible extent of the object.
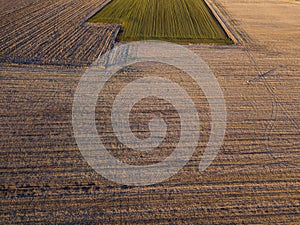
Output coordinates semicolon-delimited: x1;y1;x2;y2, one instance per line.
89;0;232;44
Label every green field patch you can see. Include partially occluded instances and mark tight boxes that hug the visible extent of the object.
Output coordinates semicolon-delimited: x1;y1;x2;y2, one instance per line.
89;0;232;44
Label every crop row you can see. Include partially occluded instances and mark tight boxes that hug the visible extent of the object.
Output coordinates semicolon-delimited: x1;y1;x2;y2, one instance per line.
0;0;120;66
89;0;232;43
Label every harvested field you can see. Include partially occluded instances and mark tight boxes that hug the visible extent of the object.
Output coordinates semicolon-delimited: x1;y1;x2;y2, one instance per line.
1;0;300;224
0;0;119;66
88;0;232;44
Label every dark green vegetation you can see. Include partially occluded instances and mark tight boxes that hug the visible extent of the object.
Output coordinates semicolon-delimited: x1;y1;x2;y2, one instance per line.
88;0;232;44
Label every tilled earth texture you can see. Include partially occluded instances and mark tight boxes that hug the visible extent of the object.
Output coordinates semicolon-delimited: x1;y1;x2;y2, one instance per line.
1;0;299;224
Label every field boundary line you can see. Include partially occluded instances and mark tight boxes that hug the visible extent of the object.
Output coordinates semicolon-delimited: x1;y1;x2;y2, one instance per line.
83;0;112;23
203;0;242;45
